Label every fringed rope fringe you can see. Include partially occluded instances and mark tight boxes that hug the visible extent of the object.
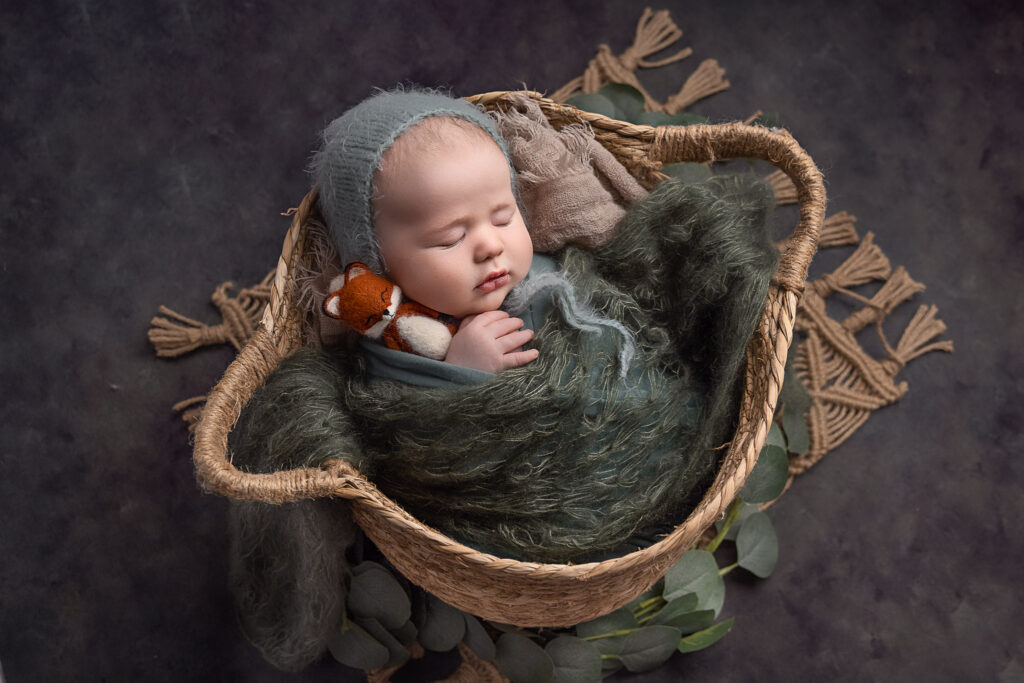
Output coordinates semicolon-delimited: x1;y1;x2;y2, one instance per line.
549;8;713;113
665;59;730;113
818;212;860;248
148;271;274;357
809;231;891;298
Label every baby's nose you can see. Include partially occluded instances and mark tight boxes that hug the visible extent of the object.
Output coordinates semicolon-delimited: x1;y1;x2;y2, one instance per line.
474;228;504;261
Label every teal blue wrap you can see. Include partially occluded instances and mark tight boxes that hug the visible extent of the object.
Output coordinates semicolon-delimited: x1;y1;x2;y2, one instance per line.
231;174;778;563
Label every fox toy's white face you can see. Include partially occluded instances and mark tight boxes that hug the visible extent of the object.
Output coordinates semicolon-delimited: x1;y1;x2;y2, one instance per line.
372;119;533;319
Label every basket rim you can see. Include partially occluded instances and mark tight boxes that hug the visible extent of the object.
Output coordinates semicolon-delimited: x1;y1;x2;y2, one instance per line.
192;90;824;624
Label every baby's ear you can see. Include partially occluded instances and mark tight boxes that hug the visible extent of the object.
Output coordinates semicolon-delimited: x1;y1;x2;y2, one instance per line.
344;262;370;282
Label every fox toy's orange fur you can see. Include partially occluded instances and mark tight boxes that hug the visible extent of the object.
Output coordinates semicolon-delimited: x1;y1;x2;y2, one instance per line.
323;262;457;361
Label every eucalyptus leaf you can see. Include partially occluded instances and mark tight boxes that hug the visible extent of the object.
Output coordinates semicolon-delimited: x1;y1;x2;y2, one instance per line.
347;563;411;629
715;501;758;542
663;550;725;616
391;619;417;645
601;661;623;678
326;620;390;670
617;625;682;673
782;408;810;454
677;618;735;653
463;613;497;661
736;511;779;578
750;112;780;128
661;162;713;184
590;634;625;657
739;444;789;503
766;422;787;450
780;360;812;454
564;93;619;119
575;606;638;639
356;616;410;669
546;636;602;683
649;596;714;634
597;83;645;121
494;632;555;683
417;593;465;652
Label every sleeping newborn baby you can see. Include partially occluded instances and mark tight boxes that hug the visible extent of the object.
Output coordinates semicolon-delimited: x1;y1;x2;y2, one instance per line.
233;88;779;564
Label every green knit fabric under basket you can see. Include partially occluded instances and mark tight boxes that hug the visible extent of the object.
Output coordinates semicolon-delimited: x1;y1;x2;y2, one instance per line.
191;90;825;628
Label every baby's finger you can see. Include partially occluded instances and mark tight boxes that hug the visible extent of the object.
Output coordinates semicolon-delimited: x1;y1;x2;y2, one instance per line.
487;316;526;337
499;328;534;352
502;347;540;369
470;309;510;327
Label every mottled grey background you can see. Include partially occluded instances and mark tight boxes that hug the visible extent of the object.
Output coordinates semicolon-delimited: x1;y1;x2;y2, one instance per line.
1;0;1021;681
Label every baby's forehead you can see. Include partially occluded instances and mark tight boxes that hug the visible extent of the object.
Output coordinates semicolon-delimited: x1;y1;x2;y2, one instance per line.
383;116;498;167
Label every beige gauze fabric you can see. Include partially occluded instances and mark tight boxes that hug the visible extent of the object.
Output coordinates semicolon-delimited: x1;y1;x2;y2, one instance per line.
492;93;649;253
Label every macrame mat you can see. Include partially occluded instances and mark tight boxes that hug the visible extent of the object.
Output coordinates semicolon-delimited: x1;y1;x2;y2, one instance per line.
149;8;951;680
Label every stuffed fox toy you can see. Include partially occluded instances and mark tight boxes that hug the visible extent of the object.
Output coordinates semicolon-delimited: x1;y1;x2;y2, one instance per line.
323;262;457;361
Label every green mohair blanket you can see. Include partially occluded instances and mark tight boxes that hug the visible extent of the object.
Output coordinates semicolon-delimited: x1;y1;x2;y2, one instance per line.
230;175;778;563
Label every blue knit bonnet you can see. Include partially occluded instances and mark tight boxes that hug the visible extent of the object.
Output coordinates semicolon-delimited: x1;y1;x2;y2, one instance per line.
310;89;512;274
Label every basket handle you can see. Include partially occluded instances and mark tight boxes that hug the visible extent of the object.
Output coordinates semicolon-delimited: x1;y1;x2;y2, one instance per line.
648;122;824;291
192;324;368;503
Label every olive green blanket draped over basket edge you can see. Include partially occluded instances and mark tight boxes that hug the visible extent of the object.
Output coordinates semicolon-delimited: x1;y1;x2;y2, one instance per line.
230;174;778;564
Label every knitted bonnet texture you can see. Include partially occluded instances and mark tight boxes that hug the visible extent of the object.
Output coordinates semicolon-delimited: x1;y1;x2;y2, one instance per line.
310;89;511;273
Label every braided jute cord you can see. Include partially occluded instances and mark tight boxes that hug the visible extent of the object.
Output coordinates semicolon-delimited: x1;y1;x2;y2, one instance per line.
192;91;824;626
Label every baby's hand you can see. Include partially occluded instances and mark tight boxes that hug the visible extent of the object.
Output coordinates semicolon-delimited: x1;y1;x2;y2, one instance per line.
444;310;539;373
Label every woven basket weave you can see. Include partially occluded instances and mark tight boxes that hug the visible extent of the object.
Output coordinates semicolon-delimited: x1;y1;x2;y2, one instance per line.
193;91;825;628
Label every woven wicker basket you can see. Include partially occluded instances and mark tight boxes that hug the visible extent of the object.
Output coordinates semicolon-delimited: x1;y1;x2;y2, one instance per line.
193;91;824;628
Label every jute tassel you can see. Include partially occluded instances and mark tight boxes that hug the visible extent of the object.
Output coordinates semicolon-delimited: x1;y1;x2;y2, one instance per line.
148;271;274;357
765;168;798;205
549;7;694;111
810;231;891;298
818;211;860;248
840;266;924;333
880;305;955;374
664;58;730;113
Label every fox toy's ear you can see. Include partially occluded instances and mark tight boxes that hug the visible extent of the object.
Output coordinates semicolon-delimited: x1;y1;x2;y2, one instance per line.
344;262;369;282
324;291;342;318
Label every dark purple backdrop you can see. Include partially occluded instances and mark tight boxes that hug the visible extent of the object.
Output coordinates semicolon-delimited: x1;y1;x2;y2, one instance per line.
2;1;1021;680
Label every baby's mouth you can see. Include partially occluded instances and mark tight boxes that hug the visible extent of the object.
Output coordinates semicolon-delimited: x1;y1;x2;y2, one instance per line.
476;269;509;292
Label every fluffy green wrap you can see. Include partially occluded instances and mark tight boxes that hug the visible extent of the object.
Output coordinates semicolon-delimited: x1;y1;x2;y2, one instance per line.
231;175;778;563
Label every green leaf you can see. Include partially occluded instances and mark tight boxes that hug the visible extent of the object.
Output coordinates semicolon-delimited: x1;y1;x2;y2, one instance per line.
575;606;638;639
766;422;787;450
782;409;810;454
326;620;390;670
597;83;645;121
649;597;714;634
417;594;465;652
740;444;789;503
564;93;619;119
347;563;411;629
617;625;682;672
391;619;417;645
494;632;555;683
750;112;780;128
677;618;735;653
780;360;812;454
636;110;710;127
356;617;411;669
545;636;602;683
736;512;779;578
715;501;758;541
663;550;725;616
661;162;713;184
463;613;496;662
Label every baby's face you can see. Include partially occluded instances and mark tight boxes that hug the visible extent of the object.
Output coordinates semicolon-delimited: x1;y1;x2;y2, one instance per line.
373;123;533;319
